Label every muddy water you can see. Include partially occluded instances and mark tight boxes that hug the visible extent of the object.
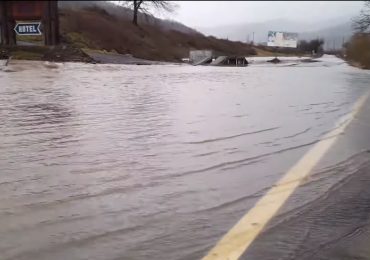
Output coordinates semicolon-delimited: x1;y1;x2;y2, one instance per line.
0;56;369;260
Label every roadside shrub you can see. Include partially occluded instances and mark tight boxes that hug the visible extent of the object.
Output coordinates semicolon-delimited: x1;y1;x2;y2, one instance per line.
346;33;370;69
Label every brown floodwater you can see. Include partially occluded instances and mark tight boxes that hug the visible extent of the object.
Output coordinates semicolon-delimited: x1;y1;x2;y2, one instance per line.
0;56;370;260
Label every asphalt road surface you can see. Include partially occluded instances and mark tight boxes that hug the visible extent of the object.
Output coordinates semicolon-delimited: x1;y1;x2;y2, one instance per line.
0;56;369;260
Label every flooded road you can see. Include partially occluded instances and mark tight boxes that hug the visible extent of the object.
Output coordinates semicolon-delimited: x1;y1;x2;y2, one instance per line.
0;56;370;260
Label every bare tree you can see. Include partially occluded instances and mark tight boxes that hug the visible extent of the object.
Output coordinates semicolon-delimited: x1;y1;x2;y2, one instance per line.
122;1;177;26
353;1;370;32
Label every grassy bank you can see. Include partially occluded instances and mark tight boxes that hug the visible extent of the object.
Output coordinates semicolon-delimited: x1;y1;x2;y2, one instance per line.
0;45;94;63
1;4;307;63
59;6;257;62
254;44;308;57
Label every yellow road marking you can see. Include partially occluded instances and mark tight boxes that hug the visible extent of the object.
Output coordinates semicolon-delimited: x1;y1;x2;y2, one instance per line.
202;92;370;260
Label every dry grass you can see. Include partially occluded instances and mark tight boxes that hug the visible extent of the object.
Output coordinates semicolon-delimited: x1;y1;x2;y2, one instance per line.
253;48;307;57
11;50;44;60
0;45;93;63
346;34;370;69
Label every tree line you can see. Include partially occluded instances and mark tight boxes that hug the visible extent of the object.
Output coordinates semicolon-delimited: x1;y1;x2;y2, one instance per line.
353;0;370;33
297;39;324;54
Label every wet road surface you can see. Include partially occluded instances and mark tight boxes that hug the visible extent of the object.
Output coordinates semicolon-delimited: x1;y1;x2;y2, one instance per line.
241;94;370;260
0;56;370;260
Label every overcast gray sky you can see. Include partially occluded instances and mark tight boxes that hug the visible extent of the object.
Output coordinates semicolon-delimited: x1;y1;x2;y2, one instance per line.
163;1;364;28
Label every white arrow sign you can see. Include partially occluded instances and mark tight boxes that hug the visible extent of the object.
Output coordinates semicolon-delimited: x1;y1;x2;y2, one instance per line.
14;22;42;36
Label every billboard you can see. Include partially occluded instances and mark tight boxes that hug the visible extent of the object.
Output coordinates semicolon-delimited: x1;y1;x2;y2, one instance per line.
267;31;298;48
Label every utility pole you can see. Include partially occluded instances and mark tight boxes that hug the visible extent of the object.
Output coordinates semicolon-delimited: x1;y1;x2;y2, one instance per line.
252;32;255;43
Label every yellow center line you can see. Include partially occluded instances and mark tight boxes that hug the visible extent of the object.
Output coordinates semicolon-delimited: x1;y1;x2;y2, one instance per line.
202;92;370;260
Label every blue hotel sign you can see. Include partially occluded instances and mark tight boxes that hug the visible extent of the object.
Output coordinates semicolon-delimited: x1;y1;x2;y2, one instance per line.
14;22;42;36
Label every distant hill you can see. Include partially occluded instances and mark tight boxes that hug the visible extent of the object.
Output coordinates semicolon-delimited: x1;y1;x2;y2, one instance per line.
198;19;311;43
198;17;356;50
299;22;353;50
58;1;257;61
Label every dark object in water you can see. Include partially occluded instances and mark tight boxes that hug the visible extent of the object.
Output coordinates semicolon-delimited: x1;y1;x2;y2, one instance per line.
301;58;320;63
0;50;9;60
209;56;248;67
267;57;281;63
